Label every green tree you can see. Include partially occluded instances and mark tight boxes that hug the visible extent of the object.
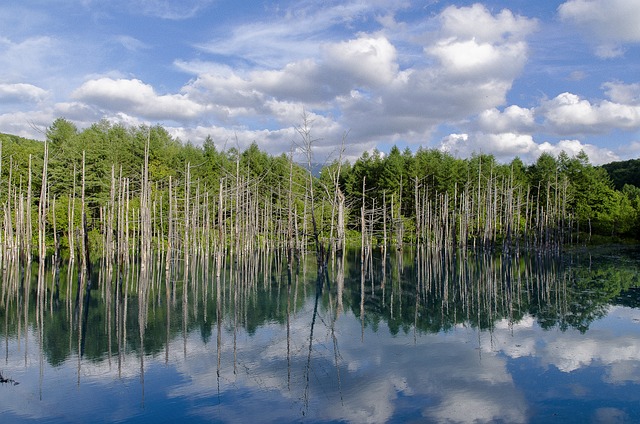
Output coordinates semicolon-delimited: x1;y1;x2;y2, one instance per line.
47;118;80;199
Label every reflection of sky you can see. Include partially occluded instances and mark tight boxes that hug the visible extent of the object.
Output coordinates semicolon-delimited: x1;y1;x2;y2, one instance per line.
1;304;639;423
482;306;640;377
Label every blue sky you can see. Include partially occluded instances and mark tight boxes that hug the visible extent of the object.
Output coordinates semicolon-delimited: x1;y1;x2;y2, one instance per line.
1;0;639;164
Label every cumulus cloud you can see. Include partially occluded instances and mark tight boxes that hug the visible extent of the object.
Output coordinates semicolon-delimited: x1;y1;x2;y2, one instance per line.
53;101;101;123
186;35;398;108
617;141;640;159
0;83;49;103
603;81;640;105
438;3;538;43
427;38;528;80
425;4;535;85
538;139;619;165
183;70;261;114
440;133;619;165
559;0;640;57
540;92;640;135
445;81;640;165
322;36;398;87
182;3;537;153
178;2;537;157
439;132;540;163
0;110;55;138
475;106;536;134
250;60;329;103
329;5;536;147
72;78;206;121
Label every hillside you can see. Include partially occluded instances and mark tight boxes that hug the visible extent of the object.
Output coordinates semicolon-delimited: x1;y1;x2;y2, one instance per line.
601;158;640;190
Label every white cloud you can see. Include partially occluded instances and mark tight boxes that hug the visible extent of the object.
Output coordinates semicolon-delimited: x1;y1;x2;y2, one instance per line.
251;60;328;103
439;132;539;162
0;3;541;162
169;124;300;157
439;131;618;165
618;140;640;158
0;110;54;138
603;81;640;105
568;70;587;81
181;3;537;154
559;0;640;42
113;35;149;52
476;106;536;134
53;101;101;123
0;35;58;82
538;139;619;165
482;133;539;157
442;84;640;165
72;78;206;121
344;4;536;145
322;36;398;87
183;71;260;113
541;92;640;135
559;0;640;57
427;38;528;80
426;4;534;83
195;2;403;69
0;83;49;103
438;3;538;43
234;36;399;104
594;44;626;59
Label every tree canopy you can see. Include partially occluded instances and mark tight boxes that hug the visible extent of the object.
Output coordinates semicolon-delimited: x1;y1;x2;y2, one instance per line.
1;118;639;263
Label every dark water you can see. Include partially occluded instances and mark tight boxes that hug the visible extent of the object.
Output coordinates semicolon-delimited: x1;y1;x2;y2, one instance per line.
1;245;640;423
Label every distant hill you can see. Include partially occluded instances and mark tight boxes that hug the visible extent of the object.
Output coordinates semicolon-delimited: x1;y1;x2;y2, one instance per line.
601;159;640;190
1;132;39;144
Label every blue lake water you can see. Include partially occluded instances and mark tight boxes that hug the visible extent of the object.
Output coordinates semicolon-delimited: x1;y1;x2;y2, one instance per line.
1;245;639;423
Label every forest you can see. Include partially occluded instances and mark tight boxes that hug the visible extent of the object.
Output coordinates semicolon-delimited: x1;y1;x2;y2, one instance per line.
0;117;639;274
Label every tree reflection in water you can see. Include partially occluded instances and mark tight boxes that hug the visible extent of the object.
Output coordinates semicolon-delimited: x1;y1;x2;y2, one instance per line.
0;245;639;423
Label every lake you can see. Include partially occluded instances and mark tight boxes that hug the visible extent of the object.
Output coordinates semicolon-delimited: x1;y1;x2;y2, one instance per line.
1;245;639;423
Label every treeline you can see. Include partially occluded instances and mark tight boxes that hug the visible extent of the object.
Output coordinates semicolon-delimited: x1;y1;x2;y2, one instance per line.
337;145;640;245
1;118;639;270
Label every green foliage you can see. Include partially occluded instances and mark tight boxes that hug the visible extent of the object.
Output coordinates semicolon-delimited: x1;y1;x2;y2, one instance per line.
0;131;45;200
3;119;640;261
602;158;640;190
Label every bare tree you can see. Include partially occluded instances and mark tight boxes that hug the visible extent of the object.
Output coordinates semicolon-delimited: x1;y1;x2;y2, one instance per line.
295;111;325;270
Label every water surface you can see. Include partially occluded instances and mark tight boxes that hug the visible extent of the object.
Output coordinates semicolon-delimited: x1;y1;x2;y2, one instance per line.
1;246;639;423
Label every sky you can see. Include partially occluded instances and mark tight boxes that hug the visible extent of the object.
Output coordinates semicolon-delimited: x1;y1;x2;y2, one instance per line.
1;0;640;165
